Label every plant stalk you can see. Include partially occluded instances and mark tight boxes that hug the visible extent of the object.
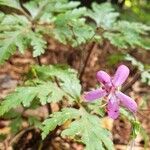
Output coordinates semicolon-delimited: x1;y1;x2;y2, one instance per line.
79;42;96;83
122;71;141;92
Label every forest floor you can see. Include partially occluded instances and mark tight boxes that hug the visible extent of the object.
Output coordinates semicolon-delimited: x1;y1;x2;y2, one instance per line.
0;39;150;150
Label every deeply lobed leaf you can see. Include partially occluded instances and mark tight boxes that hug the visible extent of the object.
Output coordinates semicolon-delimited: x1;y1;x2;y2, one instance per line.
62;109;114;150
34;65;81;99
104;21;150;49
87;2;119;29
0;81;65;116
41;108;80;139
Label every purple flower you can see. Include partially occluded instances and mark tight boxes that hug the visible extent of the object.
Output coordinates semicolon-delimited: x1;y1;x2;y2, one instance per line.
84;65;137;119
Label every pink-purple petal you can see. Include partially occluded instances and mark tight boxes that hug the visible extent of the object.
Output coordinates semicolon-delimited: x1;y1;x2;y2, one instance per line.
107;96;119;119
84;88;106;101
112;65;130;87
96;71;112;87
116;91;137;113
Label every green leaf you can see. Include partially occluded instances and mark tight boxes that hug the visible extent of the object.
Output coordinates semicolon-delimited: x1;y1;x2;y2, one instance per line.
131;121;141;139
140;127;149;149
24;0;80;21
0;0;27;16
0;0;20;10
34;65;81;99
104;21;150;49
1;14;29;26
27;31;46;57
53;7;95;47
87;100;105;117
0;12;4;22
0;81;65;116
104;32;128;49
10;117;23;134
62;109;114;150
2;109;21;119
0;21;29;64
125;54;150;85
87;2;119;29
28;116;42;128
0;134;6;142
44;1;80;14
41;108;80;139
120;108;135;122
0;37;16;64
107;53;125;66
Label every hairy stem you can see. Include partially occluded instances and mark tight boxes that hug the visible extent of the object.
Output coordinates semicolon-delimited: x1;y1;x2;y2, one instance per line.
79;42;96;83
19;0;32;22
19;0;31;16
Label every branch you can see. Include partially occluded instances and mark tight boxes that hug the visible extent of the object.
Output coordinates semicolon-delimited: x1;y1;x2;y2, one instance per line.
79;42;96;82
19;0;31;16
122;71;141;92
9;127;35;146
19;0;32;22
36;56;42;66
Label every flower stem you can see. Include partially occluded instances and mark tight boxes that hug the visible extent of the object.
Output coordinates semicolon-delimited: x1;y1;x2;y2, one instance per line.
79;42;96;83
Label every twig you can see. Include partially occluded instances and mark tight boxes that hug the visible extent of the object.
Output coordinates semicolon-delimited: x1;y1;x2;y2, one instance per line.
68;25;97;83
68;25;84;73
20;8;32;22
139;109;150;111
41;127;59;149
36;56;42;66
122;71;141;92
9;127;35;146
136;111;150;122
19;0;31;16
19;0;32;22
78;31;97;76
79;42;96;82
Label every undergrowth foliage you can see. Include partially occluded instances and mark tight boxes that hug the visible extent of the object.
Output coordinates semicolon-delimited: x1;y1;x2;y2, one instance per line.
0;0;149;149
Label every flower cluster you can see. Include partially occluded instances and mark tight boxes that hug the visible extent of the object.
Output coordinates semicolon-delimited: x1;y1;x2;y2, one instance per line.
84;65;137;119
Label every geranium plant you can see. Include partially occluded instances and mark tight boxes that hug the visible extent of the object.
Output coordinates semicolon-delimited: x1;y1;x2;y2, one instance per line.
0;0;149;149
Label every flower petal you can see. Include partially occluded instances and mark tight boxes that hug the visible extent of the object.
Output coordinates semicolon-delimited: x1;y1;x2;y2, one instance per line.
112;65;129;87
116;91;137;113
96;71;112;87
107;96;119;119
84;89;106;101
